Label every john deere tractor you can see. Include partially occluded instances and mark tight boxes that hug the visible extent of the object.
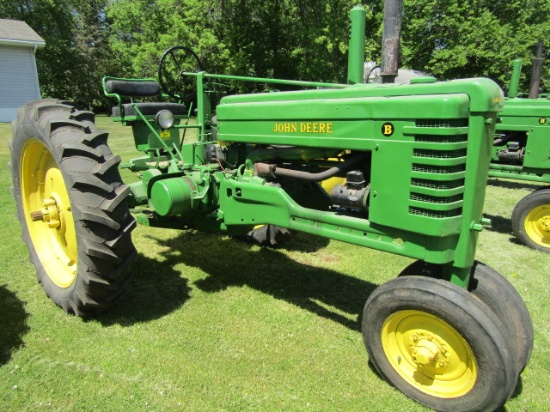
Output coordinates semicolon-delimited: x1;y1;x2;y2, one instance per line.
490;40;550;252
9;3;532;411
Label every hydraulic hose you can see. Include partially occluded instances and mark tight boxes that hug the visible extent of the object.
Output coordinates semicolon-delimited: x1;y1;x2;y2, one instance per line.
254;153;367;182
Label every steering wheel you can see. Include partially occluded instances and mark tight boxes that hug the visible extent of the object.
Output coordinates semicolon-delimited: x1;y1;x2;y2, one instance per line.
158;46;204;101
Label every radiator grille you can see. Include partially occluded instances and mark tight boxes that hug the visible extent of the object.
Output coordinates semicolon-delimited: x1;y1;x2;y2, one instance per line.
411;178;465;190
410;193;463;204
413;149;467;159
414;135;467;143
409;207;462;218
415;119;468;128
412;164;465;174
408;119;467;219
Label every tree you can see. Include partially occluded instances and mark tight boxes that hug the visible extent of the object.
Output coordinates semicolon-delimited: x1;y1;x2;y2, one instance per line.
1;1;78;98
401;0;550;92
0;0;118;110
71;0;123;109
3;0;549;108
213;0;383;86
106;0;380;93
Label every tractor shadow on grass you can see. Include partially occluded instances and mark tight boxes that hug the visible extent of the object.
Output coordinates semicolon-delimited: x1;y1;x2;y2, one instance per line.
96;230;526;403
484;213;513;234
147;231;527;402
95;230;340;327
483;213;526;247
96;229;365;331
156;230;379;332
487;178;547;191
97;251;192;326
0;284;29;365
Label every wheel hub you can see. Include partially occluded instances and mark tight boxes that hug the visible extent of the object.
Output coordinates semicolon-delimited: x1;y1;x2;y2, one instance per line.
539;215;550;232
31;196;64;230
409;332;449;368
524;204;550;247
381;310;476;398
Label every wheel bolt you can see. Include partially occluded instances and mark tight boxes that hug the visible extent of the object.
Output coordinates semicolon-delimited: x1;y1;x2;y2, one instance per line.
30;198;61;229
437;359;447;368
31;210;45;221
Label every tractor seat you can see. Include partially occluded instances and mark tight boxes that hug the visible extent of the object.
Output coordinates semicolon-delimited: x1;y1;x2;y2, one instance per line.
104;77;187;120
111;102;188;118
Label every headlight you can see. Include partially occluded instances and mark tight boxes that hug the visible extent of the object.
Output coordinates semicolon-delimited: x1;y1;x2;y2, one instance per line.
156;110;175;129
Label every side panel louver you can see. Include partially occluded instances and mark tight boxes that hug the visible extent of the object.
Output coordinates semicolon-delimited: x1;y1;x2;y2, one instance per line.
409;120;468;222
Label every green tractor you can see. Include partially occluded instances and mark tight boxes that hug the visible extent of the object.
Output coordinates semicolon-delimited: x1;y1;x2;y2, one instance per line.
9;3;532;411
490;40;550;252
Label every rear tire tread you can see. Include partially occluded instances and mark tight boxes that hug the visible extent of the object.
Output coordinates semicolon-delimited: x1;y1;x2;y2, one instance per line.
10;99;136;316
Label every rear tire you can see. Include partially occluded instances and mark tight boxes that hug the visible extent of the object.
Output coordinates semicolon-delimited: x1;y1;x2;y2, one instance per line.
362;276;516;412
10;99;136;316
512;188;550;252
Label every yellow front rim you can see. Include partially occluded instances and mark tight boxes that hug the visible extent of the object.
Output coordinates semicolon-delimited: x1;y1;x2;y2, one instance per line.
524;205;550;248
381;310;477;398
21;139;78;288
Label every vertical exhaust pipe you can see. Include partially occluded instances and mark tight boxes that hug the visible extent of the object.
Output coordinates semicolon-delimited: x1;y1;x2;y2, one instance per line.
380;0;403;83
507;59;522;98
528;40;544;99
347;6;366;84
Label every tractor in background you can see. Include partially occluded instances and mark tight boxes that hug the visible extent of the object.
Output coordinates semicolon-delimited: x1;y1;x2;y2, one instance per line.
490;40;550;252
9;1;532;410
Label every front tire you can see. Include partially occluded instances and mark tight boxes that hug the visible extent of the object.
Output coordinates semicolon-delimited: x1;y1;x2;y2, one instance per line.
468;262;533;374
10;99;136;316
399;260;533;375
245;225;292;247
362;276;516;412
512;188;550;252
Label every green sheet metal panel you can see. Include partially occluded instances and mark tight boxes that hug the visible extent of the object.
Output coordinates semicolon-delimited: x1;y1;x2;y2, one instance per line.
497;98;550;169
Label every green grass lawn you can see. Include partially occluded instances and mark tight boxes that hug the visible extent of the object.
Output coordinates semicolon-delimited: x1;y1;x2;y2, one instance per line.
0;116;549;411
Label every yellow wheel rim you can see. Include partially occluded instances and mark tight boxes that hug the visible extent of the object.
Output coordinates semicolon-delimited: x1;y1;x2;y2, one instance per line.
20;139;78;288
381;310;477;398
524;205;550;248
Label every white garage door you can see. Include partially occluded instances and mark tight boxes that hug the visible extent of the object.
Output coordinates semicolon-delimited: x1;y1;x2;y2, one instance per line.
0;46;41;121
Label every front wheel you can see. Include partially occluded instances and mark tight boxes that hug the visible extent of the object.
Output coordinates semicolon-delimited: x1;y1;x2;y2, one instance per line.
399;260;533;375
10;99;137;316
245;225;292;247
468;262;533;374
362;276;516;412
512;188;550;252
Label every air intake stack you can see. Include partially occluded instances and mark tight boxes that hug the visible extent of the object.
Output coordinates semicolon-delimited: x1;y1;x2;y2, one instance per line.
380;0;403;83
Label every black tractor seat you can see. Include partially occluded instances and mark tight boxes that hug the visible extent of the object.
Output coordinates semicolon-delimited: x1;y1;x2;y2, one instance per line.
111;102;188;118
103;77;187;121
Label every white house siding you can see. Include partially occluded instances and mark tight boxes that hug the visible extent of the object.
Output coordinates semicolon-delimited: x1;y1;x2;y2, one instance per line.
0;46;41;122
